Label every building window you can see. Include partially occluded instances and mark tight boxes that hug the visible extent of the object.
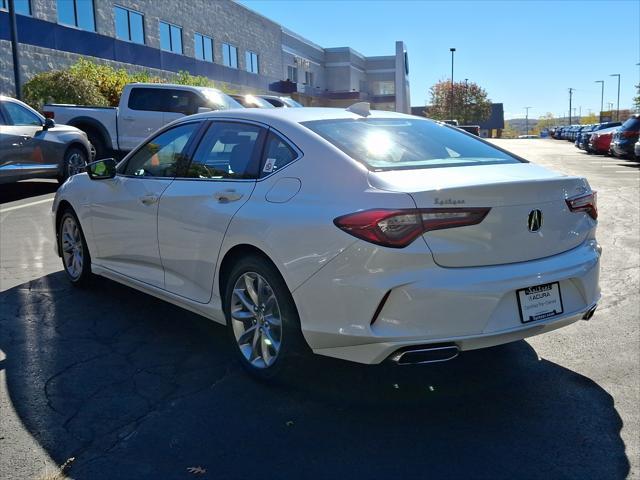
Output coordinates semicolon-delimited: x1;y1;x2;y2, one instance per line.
195;33;213;62
57;0;95;31
159;21;182;54
245;51;259;74
114;5;144;44
372;80;395;96
222;43;238;69
1;0;31;15
287;65;298;83
305;71;314;86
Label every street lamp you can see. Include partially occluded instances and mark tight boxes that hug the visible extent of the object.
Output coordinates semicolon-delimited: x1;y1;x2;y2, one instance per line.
595;80;604;120
464;78;468;122
524;107;532;136
568;88;574;125
609;74;621;120
8;0;22;99
450;48;456;120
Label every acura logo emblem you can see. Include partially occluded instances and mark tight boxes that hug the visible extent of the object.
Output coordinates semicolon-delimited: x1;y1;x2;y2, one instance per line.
528;209;543;232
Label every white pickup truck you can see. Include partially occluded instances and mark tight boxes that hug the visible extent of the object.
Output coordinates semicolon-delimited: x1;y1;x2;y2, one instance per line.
43;83;242;158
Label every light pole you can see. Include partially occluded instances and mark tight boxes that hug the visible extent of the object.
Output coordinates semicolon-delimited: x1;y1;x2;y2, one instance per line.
450;48;456;121
609;73;620;120
568;88;574;125
524;106;532;136
8;0;22;99
595;80;604;120
464;78;468;122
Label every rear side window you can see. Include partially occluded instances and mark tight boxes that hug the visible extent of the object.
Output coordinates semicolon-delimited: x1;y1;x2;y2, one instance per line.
260;132;298;177
122;122;200;177
185;122;265;180
128;88;172;112
302;118;520;171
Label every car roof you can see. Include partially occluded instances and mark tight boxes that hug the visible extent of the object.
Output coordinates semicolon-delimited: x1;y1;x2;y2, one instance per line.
186;107;417;126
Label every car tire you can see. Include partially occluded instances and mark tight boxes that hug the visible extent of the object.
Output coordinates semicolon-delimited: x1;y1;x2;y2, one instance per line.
224;255;307;381
57;208;93;287
87;132;106;161
58;147;87;184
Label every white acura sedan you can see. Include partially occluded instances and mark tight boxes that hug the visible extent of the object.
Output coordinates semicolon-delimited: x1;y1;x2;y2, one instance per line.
52;105;601;379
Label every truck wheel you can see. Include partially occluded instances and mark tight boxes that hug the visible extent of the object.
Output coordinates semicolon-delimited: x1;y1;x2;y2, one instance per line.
86;132;106;160
58;147;87;184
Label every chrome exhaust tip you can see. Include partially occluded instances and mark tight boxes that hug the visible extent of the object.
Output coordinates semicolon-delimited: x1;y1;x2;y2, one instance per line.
582;305;597;321
390;343;460;365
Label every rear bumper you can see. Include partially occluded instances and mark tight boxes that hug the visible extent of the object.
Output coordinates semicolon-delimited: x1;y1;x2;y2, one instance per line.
612;140;636;156
293;239;601;364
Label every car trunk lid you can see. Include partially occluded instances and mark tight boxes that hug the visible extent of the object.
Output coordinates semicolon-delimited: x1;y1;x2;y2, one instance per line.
369;163;594;267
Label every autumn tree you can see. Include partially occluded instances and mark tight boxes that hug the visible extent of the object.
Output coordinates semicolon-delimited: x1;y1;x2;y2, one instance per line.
532;112;556;134
580;113;598;125
427;79;492;125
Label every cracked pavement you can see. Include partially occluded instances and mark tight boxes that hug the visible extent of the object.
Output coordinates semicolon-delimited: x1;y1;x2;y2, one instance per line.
0;141;638;479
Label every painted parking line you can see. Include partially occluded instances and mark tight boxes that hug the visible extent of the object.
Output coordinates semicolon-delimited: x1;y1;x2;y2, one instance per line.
0;198;53;214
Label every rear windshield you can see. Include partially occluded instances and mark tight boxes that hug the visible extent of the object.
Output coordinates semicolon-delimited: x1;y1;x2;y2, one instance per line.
620;117;640;131
302;118;521;171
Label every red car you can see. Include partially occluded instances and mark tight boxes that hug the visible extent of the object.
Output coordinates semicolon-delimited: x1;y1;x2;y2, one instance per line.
588;126;618;155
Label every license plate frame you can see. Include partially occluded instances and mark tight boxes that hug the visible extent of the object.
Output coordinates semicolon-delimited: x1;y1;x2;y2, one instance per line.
516;282;564;324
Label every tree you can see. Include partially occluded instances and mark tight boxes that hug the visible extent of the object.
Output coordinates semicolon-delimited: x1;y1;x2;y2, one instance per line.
634;83;640;112
501;121;519;139
580;113;598;125
532;112;555;134
427;79;491;125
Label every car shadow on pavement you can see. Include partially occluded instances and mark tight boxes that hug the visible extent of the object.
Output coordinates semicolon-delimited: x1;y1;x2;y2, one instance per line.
0;180;58;204
0;272;630;480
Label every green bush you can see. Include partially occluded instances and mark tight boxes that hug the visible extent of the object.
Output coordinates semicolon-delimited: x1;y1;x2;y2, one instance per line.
22;70;108;111
68;58;131;106
22;58;235;111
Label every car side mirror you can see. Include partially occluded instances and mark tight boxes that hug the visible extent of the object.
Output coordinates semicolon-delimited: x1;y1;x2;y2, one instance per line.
197;106;212;114
43;118;55;130
87;158;117;180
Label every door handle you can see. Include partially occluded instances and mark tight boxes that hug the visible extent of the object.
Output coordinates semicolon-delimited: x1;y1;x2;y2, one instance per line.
139;194;159;205
122;116;135;121
213;190;243;203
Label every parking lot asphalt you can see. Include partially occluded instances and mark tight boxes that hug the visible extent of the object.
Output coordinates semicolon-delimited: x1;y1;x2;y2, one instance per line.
0;140;638;479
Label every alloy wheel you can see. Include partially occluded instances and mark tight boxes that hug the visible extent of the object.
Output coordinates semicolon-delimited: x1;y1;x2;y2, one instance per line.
61;216;83;280
230;272;283;368
67;151;86;177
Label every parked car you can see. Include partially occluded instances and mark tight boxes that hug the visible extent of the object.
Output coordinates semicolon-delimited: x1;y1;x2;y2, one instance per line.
611;114;640;158
52;106;601;380
459;125;480;136
0;96;92;184
588;126;618;155
43;83;242;159
580;122;622;151
230;94;275;109
575;125;596;149
258;95;304;108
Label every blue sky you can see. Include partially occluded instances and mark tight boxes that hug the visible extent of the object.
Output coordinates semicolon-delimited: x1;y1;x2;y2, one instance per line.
238;0;640;119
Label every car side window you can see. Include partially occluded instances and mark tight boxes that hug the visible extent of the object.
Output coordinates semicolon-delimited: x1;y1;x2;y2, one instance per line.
167;89;200;115
185;122;264;180
260;132;298;177
2;102;42;126
128;88;172;112
122;122;200;177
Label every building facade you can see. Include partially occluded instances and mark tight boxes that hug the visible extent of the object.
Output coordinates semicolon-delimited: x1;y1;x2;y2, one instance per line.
0;0;410;112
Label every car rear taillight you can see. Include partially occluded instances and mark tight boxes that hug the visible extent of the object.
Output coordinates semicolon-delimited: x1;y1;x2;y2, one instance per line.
333;208;491;248
566;192;597;220
43;111;54;119
621;130;639;138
